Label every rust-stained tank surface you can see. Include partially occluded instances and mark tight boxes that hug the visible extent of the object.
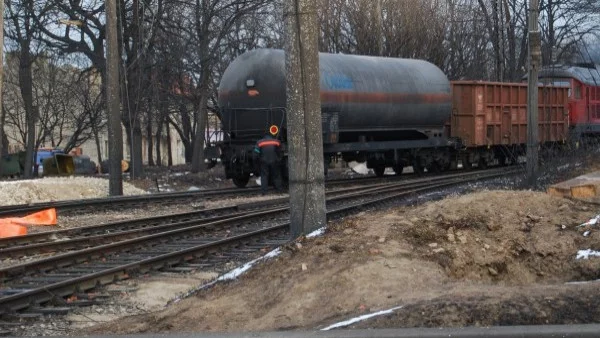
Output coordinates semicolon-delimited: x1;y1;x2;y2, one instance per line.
218;48;451;140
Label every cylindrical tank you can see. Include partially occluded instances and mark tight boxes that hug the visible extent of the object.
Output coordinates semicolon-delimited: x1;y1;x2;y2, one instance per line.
218;48;451;140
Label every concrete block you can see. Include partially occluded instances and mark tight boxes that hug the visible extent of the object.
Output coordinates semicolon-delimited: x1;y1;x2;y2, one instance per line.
548;171;600;199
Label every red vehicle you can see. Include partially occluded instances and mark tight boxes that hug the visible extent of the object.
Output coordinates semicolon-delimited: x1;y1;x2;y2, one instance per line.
538;63;600;137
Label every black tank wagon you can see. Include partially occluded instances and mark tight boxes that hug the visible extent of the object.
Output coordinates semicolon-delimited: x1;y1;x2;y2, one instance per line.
218;48;456;187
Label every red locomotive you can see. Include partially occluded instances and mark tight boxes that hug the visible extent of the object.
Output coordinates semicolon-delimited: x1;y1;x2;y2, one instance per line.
538;63;600;137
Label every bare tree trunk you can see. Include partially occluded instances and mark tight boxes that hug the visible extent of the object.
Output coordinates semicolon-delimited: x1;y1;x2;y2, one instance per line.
0;0;4;158
0;110;5;157
545;0;556;64
92;124;103;167
155;80;169;167
155;118;163;167
20;46;36;178
166;121;173;167
478;0;502;81
123;121;144;176
504;0;517;80
179;103;193;163
119;0;144;179
374;0;382;55
147;116;154;166
0;109;6;156
190;70;210;173
133;125;143;173
492;0;503;81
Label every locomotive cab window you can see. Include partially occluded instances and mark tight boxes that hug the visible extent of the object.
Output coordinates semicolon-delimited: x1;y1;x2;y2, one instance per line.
574;83;582;99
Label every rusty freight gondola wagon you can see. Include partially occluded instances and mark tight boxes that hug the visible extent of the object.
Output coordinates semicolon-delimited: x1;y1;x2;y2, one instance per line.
450;81;570;168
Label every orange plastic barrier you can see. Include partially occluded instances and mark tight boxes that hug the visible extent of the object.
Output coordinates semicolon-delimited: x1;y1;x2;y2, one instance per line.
0;208;57;238
12;208;57;226
0;222;27;238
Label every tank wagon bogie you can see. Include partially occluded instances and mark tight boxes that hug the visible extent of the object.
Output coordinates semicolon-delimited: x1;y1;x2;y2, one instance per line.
217;48;571;188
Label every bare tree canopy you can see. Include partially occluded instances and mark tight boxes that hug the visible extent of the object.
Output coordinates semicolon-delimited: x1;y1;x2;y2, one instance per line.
1;0;597;176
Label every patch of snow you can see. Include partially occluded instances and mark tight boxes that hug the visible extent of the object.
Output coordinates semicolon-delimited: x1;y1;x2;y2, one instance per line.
320;306;404;330
584;231;591;237
566;279;600;285
187;186;201;191
255;177;262;186
218;248;282;281
579;215;600;227
306;227;325;238
576;249;600;260
348;161;369;175
170;248;282;305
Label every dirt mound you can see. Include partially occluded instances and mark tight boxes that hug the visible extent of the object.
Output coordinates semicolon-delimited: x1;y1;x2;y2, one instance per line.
350;284;600;328
391;190;600;284
82;189;600;335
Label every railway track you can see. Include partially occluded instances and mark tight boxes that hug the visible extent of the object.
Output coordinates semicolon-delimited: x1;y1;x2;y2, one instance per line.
0;168;477;218
0;183;390;258
0;167;520;319
0;186;262;218
0;168;501;258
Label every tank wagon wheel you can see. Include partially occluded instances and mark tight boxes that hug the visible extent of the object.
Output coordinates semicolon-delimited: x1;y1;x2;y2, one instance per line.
393;165;404;176
206;160;218;169
232;173;251;188
460;156;472;170
443;162;453;172
412;160;425;175
478;158;488;169
497;155;508;167
426;162;442;174
374;166;386;178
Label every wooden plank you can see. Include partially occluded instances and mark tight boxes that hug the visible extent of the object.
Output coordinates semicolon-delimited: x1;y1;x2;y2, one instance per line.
571;185;597;198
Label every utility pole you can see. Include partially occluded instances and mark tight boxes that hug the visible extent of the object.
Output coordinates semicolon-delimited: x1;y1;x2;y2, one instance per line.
106;0;124;195
284;0;327;238
375;0;383;55
527;0;541;186
0;0;5;158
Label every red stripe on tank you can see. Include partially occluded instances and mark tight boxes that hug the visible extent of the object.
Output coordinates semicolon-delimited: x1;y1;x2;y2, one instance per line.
258;140;281;147
320;91;451;104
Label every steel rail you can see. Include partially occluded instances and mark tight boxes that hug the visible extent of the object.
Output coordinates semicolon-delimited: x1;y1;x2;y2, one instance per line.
0;179;449;275
0;167;507;254
0;168;517;259
0;166;498;218
0;186;262;218
0;224;289;315
0;167;520;315
0;182;394;255
0;207;289;280
0;205;242;249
